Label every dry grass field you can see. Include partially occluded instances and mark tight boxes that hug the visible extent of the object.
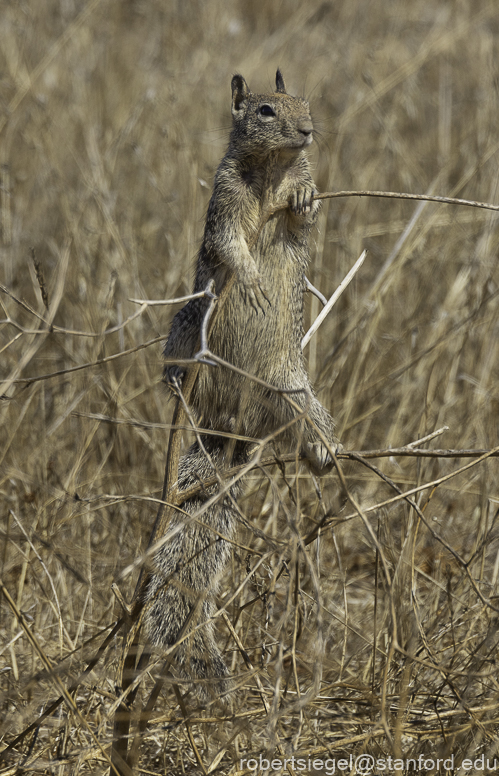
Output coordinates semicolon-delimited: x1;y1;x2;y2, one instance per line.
1;0;499;773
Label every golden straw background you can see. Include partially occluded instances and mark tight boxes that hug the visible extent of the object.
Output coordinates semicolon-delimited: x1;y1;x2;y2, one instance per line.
1;1;499;773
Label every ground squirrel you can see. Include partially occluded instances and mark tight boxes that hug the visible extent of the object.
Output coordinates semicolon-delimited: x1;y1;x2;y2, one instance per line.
143;69;337;702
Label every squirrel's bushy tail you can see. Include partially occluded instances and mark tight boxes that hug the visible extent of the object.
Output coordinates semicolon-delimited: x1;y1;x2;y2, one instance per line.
143;436;247;703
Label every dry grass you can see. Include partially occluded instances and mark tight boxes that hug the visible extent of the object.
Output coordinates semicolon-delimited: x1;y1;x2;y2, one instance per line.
1;0;499;774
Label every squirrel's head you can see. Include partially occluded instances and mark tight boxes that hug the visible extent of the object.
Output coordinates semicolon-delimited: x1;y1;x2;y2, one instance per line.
229;69;314;158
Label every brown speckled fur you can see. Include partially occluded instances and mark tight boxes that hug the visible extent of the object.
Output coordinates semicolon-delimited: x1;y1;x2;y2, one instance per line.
143;70;337;702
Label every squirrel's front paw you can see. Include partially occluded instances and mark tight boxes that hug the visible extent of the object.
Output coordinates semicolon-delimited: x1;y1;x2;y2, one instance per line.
289;187;317;216
304;440;341;476
241;275;271;314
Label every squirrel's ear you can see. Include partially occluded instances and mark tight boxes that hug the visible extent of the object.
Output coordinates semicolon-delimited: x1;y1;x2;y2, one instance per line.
231;74;249;116
275;69;286;94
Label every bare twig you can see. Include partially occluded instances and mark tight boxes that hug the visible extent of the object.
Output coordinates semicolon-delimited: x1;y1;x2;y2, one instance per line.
302;250;367;348
5;335;166;387
315;189;499;212
128;288;217;306
196;280;219;364
304;276;327;306
1;285;217;341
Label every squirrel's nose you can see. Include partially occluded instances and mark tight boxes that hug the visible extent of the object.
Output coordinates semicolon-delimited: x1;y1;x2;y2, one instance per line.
297;119;313;137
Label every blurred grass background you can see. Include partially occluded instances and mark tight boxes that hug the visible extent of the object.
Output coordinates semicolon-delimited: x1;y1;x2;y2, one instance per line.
1;0;499;773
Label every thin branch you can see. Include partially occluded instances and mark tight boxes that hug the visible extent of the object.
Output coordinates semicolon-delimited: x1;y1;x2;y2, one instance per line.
6;335;165;386
0;303;148;338
173;445;499;504
196;280;219;364
315;189;499;212
1;285;217;340
405;426;449;447
68;445;499;513
250;187;499;247
304;277;327;306
302;250;367;348
332;445;499;532
128;288;216;306
351;453;499;615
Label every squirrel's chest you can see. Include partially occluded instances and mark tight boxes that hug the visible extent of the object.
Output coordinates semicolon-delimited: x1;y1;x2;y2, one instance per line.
216;276;304;351
254;216;309;278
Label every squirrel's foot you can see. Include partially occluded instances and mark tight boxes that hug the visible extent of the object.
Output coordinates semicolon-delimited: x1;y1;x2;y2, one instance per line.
178;651;234;707
193;673;234;708
164;364;185;393
304;440;342;476
289;187;317;216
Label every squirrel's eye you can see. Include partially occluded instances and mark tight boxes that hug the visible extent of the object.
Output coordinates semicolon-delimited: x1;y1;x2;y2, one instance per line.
259;104;275;117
